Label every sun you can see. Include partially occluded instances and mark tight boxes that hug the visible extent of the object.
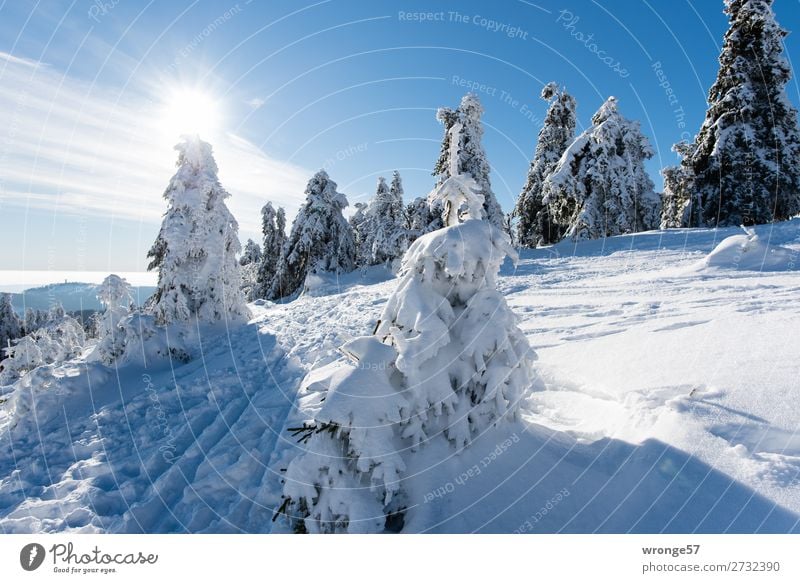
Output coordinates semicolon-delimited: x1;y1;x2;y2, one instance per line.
159;88;221;142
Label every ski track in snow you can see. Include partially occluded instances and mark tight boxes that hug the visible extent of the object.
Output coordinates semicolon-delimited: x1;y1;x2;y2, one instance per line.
1;221;799;532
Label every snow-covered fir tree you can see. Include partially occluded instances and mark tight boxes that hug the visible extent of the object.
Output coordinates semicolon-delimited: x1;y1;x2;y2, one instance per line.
349;201;371;268
1;304;85;383
405;196;434;243
239;239;262;301
665;0;800;227
239;239;262;266
660;143;696;228
0;293;22;351
268;170;355;299
253;202;287;299
93;274;134;365
358;173;409;267
431;93;505;229
0;336;42;383
146;135;248;324
23;308;46;335
514;82;577;247
279;171;535;533
542;97;660;240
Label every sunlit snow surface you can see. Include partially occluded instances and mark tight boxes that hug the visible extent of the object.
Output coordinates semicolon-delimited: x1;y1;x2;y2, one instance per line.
1;220;798;533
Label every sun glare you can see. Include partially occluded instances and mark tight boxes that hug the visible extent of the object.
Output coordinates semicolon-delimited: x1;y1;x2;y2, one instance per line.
160;89;221;142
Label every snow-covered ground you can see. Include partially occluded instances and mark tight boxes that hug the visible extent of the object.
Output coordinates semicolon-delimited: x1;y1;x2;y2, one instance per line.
1;220;798;533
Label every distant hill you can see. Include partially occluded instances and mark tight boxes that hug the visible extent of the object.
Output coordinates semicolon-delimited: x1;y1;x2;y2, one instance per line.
7;281;155;314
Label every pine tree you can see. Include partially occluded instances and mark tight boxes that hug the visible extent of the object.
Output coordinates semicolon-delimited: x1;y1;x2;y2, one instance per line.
268;170;355;300
0;293;22;351
514;82;577;247
667;0;800;227
279;179;535;533
146;136;248;324
432;94;505;229
543;97;660;240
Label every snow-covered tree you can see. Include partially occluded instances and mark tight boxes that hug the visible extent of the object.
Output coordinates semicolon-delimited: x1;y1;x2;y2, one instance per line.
0;336;43;383
432;93;505;229
356;173;409;267
146;135;248;324
666;0;800;227
349;201;371;268
279;173;536;534
93;274;134;365
23;308;46;335
252;202;287;300
239;239;262;301
405;197;433;243
660;144;696;228
239;239;262;266
542;97;660;240
0;293;22;351
514;82;577;247
48;302;65;321
268;170;355;299
1;306;86;383
280;336;408;533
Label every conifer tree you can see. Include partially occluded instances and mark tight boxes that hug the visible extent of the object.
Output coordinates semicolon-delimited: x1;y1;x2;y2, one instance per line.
543;97;659;240
514;83;577;247
253;202;287;298
94;274;134;364
279;160;535;534
665;0;800;227
268;170;355;299
0;294;22;350
432;94;505;229
147;136;248;324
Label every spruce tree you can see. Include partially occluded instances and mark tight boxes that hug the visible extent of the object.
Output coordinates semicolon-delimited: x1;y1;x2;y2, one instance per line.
239;239;262;266
279;172;535;534
349;201;371;268
405;197;433;244
514;82;577;247
432;94;505;229
365;173;408;266
543;97;659;240
666;0;800;227
0;293;22;350
94;274;134;364
660;143;696;228
253;202;287;298
146;136;248;324
268;170;355;300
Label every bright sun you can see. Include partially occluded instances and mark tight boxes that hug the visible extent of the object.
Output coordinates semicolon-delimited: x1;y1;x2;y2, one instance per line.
160;89;221;142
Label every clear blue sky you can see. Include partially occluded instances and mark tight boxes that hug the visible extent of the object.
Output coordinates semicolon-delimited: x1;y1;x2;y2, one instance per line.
2;0;799;272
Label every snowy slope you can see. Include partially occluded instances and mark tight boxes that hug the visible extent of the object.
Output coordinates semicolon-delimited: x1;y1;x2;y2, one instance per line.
1;220;798;533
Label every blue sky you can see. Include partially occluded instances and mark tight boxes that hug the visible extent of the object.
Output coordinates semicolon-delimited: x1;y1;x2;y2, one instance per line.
2;0;799;272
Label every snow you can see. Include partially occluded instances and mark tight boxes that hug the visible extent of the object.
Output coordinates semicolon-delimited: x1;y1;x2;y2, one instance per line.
1;219;799;532
699;228;798;271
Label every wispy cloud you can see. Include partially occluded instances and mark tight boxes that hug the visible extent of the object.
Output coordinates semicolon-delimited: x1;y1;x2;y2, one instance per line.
0;51;45;69
0;53;309;240
245;97;266;110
